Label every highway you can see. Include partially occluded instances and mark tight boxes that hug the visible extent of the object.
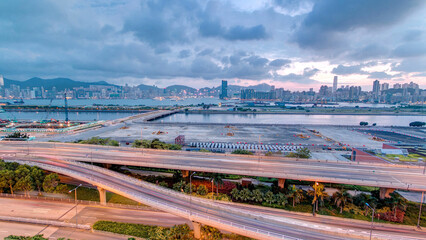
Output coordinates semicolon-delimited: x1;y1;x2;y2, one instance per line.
1;141;426;192
3;156;426;240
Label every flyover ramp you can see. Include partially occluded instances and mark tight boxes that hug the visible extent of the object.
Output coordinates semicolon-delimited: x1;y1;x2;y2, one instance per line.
1;142;426;192
5;156;372;240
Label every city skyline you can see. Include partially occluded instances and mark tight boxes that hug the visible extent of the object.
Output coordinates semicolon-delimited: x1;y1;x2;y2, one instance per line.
0;1;425;90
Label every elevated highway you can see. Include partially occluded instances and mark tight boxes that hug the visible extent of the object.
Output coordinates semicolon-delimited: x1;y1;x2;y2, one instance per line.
3;156;425;240
1;142;426;192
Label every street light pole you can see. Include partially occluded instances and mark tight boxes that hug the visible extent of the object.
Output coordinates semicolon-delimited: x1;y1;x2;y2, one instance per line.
313;182;318;216
68;184;82;228
366;203;375;240
189;172;196;217
418;191;424;229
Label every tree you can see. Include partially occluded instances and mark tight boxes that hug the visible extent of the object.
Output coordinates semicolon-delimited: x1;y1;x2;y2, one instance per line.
360;121;368;126
173;181;186;192
264;191;276;204
15;175;33;197
42;173;60;193
30;167;45;194
276;192;288;207
386;192;407;218
54;184;69;194
333;189;351;214
239;188;252;202
308;183;327;212
3;170;16;194
15;165;31;180
252;189;264;203
230;188;240;201
287;185;304;207
287;148;311;159
231;149;253;155
196;185;208;196
159;181;168;188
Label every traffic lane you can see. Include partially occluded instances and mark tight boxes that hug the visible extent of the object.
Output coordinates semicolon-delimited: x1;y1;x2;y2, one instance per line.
216;201;426;239
50;227;127;240
0;198;75;220
2;142;424;176
7;149;421;190
74;207;190;227
0;222;52;239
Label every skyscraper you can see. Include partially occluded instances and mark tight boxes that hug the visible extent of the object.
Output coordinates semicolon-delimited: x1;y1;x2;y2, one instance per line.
373;80;380;95
332;76;338;93
0;74;4;87
220;80;228;99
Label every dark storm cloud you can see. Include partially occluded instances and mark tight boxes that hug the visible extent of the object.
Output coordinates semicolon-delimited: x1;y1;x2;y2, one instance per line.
293;0;424;49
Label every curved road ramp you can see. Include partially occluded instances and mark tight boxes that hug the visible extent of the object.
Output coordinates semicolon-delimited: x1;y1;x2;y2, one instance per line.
3;156;425;240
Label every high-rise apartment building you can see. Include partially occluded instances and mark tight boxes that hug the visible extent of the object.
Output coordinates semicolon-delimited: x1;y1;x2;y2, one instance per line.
332;76;338;93
220;80;228;99
0;74;4;87
381;83;389;91
373;80;380;95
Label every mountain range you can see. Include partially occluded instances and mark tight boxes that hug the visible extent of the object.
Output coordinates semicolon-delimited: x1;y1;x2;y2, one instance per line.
4;77;274;92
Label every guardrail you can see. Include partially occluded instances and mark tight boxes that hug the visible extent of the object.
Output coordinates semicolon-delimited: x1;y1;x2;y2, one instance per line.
0;215;91;230
0;192;152;211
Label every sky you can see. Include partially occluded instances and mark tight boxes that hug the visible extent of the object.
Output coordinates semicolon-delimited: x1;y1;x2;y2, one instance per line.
0;0;425;91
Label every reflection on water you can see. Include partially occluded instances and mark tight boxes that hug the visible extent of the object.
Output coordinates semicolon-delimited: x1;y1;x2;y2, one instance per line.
156;113;425;126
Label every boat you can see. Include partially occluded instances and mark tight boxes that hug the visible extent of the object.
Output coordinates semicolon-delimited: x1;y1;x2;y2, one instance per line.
13;98;24;104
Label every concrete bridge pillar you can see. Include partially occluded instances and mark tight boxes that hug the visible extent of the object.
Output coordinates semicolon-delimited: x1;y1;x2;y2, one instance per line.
278;178;286;189
97;187;107;205
191;221;202;239
182;170;189;178
379;187;395;199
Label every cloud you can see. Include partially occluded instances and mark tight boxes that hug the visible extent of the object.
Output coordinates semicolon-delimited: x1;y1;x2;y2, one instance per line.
274;68;319;84
199;19;267;41
269;59;291;67
392;58;426;72
368;72;401;79
332;64;366;75
178;49;191;58
391;42;426;58
293;0;424;49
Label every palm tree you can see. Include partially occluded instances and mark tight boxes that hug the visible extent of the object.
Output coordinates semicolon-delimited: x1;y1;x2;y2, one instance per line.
308;182;328;212
333;188;351;213
287;185;304;207
230;188;240;201
252;189;264;203
264;191;276;205
276;192;288;207
239;188;252;202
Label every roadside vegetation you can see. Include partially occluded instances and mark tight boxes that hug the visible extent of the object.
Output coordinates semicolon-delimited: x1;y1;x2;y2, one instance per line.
132;138;182;150
0;160;67;196
117;167;426;228
93;220;253;240
286;148;311;158
74;137;119;146
231;149;253;155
